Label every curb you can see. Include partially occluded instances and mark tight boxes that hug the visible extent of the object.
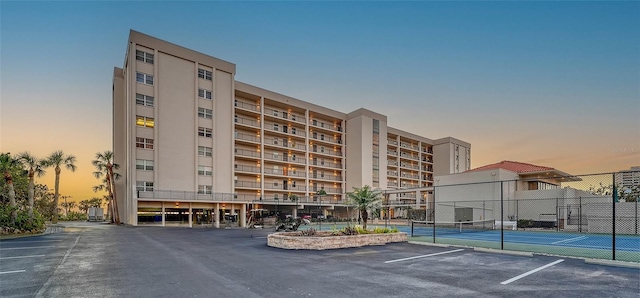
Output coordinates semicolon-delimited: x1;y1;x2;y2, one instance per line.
473;247;533;257
584;258;640;269
408;241;451;248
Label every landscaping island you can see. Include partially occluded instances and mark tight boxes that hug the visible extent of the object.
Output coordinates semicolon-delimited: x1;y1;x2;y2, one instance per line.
268;229;408;250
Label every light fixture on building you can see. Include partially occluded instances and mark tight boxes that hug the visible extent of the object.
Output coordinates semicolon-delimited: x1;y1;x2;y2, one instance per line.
175;202;179;208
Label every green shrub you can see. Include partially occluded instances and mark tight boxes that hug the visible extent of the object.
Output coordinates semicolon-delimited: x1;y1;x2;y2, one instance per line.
59;211;87;221
0;203;46;231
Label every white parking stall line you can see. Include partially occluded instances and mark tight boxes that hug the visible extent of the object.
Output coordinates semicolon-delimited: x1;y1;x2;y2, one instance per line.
551;236;587;244
500;259;564;285
0;254;46;260
0;246;56;251
384;249;464;264
0;270;26;275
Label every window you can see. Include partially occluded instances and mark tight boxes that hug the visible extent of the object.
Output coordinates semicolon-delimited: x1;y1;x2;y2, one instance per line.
291;154;296;161
198;146;213;157
136;181;153;192
273;110;279;116
273;152;279;159
198;166;213;176
135;50;154;64
320;134;325;141
136;159;154;171
136;116;154;128
273;123;279;131
320;146;325;153
198;127;212;138
136;72;154;85
198;107;213;119
198;68;212;80
136;94;154;107
198;88;212;100
291;127;297;135
198;185;213;194
136;137;154;149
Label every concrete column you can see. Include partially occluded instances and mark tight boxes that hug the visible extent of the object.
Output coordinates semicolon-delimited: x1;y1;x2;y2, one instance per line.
214;203;220;228
240;204;246;228
292;206;297;218
416;190;421;208
161;202;165;227
188;203;193;228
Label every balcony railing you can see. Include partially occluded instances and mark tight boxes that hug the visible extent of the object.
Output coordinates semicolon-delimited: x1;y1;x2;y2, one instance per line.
263;107;306;124
401;173;420;179
388;140;398;145
309;134;342;145
264;184;307;191
264;138;306;150
310;148;342;157
311;160;342;169
310;119;341;132
387;171;398;177
309;174;343;181
234;116;260;128
234;100;260;112
400;163;419;170
388;160;398;166
399;142;419;151
400;152;418;160
235;180;261;188
234;164;260;173
310;187;343;194
235;148;260;158
264;153;307;165
235;132;260;143
422;158;433;163
264;123;307;137
387;150;397;156
138;190;349;204
263;167;307;178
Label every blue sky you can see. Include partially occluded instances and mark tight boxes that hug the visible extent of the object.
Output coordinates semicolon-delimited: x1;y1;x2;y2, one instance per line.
1;1;638;199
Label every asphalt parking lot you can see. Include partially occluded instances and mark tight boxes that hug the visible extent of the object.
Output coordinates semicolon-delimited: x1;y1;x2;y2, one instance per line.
1;222;638;297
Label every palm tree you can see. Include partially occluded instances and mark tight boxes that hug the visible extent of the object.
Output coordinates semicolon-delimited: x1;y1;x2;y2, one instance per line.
42;151;77;224
0;153;19;225
17;152;46;221
92;151;120;224
346;185;382;230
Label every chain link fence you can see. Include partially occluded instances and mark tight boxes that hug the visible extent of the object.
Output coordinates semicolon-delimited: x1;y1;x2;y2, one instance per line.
409;172;639;263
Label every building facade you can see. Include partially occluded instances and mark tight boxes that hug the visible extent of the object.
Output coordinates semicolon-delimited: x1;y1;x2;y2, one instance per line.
113;30;470;227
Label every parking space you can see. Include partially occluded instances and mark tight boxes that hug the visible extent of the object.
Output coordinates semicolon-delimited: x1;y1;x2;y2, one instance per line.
1;224;638;297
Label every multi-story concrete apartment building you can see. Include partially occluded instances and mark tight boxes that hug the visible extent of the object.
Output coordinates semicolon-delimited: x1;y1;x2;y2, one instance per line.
113;30;470;227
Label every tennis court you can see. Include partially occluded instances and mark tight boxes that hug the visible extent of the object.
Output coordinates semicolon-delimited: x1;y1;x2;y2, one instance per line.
405;222;640;262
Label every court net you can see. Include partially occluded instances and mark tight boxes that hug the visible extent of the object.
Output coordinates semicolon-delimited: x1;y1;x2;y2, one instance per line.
411;219;495;237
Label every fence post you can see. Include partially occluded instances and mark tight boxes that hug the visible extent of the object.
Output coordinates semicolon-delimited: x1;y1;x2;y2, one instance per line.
579;196;582;233
612;173;616;260
556;197;559;232
433;186;436;243
501;181;504;250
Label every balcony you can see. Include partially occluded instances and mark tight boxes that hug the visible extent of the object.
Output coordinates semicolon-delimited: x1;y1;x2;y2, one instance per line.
387;181;398;188
234;100;260;112
309;173;343;181
234;116;260;128
264;123;307;138
399;142;419;151
234;180;261;188
310;159;342;169
387;171;398;177
309;135;342;146
264;153;306;165
400;152;418;160
387;139;398;146
401;173;419;180
235;132;260;143
400;163;419;170
310;148;342;157
310;187;343;194
422;157;433;163
310;119;341;132
234;164;261;174
235;148;260;159
388;160;398;166
263;107;306;124
387;150;397;156
264;137;306;151
264;184;307;191
263;167;307;178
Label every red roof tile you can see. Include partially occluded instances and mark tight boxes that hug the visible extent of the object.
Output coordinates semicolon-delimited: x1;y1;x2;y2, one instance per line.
466;160;555;174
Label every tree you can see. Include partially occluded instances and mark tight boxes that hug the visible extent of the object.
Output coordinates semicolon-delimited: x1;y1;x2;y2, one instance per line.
0;153;20;225
60;196;74;216
316;189;327;230
17;152;46;221
92;151;120;224
588;182;640;202
42;151;77;224
346;185;382;230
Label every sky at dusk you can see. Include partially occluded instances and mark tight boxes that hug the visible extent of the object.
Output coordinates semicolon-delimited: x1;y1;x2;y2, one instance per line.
1;1;639;202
